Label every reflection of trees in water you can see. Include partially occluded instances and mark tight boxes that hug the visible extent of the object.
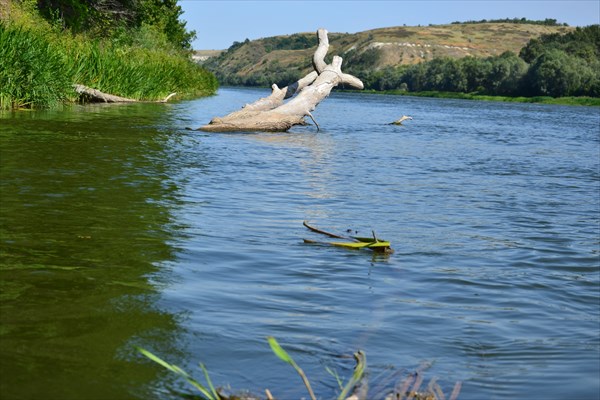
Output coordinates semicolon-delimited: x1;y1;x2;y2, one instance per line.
0;105;187;400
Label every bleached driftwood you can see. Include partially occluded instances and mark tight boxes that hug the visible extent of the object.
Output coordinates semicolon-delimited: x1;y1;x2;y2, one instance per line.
224;71;318;118
197;28;364;132
391;115;413;125
73;84;176;103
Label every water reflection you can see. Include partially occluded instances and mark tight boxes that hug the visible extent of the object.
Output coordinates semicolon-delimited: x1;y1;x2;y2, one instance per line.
217;130;339;203
0;104;186;399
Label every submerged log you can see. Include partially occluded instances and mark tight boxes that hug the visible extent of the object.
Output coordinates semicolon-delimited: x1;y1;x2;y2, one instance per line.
73;84;176;103
197;28;364;133
391;115;413;125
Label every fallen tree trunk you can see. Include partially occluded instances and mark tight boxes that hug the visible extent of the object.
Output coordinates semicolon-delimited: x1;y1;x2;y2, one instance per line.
197;28;363;133
221;71;318;121
73;84;177;103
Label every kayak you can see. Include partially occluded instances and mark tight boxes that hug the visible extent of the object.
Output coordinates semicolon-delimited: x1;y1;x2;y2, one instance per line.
303;221;393;253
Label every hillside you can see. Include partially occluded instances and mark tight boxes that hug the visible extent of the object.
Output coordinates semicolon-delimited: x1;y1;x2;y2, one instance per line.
202;22;573;86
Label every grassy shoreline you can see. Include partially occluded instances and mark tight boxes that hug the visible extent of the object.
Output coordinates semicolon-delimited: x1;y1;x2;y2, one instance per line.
355;89;600;106
219;85;599;107
0;4;218;110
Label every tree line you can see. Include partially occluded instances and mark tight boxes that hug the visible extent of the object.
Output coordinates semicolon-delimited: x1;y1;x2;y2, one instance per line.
350;23;599;98
451;18;568;27
33;0;195;50
213;25;599;98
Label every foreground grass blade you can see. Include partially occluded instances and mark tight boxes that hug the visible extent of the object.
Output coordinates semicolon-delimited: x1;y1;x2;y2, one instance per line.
325;366;344;390
200;362;220;400
137;346;180;374
267;336;294;364
136;347;219;400
267;337;317;400
337;350;366;400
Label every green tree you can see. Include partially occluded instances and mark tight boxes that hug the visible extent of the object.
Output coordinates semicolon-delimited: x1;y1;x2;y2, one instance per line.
137;0;196;50
36;0;95;31
486;51;528;95
519;37;547;63
520;25;600;63
440;58;468;92
415;58;467;92
34;0;196;49
461;56;491;92
402;62;427;91
519;25;600;97
525;49;583;96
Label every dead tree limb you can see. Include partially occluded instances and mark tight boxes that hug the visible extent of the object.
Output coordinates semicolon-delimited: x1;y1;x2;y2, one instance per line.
197;28;363;133
74;84;137;103
73;84;176;103
224;70;318;119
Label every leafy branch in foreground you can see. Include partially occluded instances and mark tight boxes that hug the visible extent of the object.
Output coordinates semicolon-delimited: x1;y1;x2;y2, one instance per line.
138;338;461;400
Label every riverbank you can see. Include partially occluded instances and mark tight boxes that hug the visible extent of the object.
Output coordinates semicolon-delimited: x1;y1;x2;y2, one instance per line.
221;85;600;107
353;89;600;106
0;3;217;110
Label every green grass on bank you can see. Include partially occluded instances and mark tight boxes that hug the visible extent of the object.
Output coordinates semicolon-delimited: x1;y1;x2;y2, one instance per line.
359;89;600;106
0;6;217;110
0;24;71;108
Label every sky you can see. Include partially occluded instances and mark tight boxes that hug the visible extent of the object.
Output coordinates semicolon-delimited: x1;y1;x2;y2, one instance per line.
178;0;600;50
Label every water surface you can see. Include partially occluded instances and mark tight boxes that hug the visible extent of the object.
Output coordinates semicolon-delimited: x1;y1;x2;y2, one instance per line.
1;89;599;399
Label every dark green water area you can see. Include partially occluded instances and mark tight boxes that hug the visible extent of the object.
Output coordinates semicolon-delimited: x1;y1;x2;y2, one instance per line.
1;89;599;399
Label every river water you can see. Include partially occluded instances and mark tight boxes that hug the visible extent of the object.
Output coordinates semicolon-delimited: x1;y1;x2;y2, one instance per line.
1;88;599;400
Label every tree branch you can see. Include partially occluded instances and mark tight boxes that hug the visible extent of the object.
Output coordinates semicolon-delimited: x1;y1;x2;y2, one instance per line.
198;28;364;132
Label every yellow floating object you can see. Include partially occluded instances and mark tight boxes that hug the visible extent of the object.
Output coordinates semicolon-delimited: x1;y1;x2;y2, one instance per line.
303;221;393;253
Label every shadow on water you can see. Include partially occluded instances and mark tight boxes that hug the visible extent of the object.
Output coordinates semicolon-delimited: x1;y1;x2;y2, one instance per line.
0;104;189;400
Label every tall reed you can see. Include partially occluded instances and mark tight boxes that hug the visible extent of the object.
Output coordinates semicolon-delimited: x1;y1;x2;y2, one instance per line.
0;23;70;108
64;38;218;101
0;8;218;110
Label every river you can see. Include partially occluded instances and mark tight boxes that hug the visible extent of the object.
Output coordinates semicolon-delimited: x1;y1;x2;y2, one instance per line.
1;88;599;400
